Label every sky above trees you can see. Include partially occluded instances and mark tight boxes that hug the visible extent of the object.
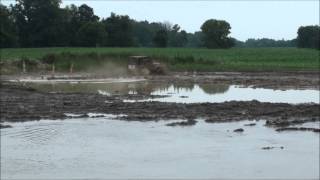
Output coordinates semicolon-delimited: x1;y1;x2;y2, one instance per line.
2;0;319;41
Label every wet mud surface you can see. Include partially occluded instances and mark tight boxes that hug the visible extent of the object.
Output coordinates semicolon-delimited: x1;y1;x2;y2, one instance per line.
166;120;198;127
1;71;319;90
2;71;319;179
1;82;319;131
276;127;320;133
149;71;320;90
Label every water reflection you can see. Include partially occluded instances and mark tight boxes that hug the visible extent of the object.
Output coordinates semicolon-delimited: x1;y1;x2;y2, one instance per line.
149;85;319;104
198;84;230;95
25;82;230;96
23;81;319;104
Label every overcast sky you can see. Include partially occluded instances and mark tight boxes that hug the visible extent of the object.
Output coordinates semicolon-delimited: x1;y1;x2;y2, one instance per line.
2;0;319;41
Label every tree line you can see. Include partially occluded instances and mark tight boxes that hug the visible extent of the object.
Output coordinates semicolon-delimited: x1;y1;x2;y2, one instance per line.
0;0;319;49
235;27;319;49
235;38;296;48
0;1;199;48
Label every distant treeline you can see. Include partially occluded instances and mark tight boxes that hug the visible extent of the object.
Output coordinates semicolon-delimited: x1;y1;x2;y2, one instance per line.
235;38;296;48
0;0;319;49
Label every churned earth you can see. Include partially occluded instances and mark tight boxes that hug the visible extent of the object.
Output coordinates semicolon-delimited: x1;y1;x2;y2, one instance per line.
1;71;319;131
1;71;319;179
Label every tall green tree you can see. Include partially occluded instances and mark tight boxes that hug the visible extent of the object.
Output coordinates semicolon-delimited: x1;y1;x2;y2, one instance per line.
168;24;188;47
297;25;320;49
186;31;203;47
64;4;101;46
0;4;18;48
11;0;63;47
76;22;107;47
176;30;188;47
131;20;160;47
153;29;168;47
200;19;234;49
77;4;99;23
103;13;133;47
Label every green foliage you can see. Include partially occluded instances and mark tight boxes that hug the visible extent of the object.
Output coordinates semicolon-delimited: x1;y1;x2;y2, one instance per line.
168;24;188;47
0;4;18;48
1;2;317;50
76;22;107;47
186;31;203;47
153;29;168;47
200;19;234;49
1;47;318;72
102;13;133;47
297;25;320;49
77;4;99;22
0;2;236;49
131;20;156;47
62;4;100;46
236;38;296;48
11;0;63;47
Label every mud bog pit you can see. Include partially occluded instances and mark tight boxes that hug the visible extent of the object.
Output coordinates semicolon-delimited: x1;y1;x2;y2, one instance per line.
1;78;319;179
22;81;319;104
1;119;319;179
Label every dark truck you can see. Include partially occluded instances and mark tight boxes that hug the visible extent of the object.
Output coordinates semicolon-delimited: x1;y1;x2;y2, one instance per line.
128;56;165;75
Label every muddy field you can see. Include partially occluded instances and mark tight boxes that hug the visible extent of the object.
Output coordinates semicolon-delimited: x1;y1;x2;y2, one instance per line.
150;71;320;90
1;71;319;89
1;71;320;179
1;71;319;131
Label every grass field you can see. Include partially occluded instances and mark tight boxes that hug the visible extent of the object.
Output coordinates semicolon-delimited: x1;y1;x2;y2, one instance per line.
1;47;319;71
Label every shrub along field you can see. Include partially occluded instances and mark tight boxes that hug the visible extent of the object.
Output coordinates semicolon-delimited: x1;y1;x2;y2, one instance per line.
0;47;319;72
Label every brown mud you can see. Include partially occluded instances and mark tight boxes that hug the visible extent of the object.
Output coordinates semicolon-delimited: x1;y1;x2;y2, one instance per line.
166;120;198;127
233;128;244;132
0;71;319;90
261;146;284;150
276;127;320;133
149;71;320;90
1;82;319;130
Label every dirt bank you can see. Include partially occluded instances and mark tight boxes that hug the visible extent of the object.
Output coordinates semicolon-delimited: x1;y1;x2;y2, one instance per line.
1;83;319;130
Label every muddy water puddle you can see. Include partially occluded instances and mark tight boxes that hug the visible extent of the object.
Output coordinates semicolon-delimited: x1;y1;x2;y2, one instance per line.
1;118;319;179
148;84;319;104
23;81;319;104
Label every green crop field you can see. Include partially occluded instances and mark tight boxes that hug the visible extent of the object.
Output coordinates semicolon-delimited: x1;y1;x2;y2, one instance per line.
1;47;319;72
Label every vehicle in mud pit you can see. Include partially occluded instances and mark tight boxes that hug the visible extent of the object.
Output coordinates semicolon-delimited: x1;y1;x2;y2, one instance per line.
128;56;165;75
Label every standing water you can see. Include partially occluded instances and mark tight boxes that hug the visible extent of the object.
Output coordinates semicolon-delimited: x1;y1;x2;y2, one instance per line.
1;80;319;179
1;118;319;179
21;81;320;104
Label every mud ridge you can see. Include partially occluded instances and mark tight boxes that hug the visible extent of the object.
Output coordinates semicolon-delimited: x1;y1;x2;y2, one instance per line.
276;127;320;133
